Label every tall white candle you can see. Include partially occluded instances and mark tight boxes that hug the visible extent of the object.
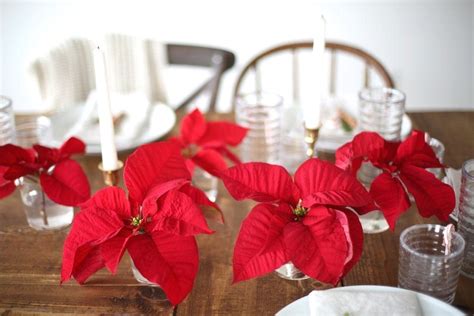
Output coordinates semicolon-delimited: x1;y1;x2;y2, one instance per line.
93;46;119;170
304;15;326;129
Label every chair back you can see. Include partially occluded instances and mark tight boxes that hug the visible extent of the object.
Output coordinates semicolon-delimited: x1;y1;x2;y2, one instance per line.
232;41;394;108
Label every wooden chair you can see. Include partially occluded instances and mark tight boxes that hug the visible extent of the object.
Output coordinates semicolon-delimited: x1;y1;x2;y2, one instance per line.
28;35;235;115
232;41;393;107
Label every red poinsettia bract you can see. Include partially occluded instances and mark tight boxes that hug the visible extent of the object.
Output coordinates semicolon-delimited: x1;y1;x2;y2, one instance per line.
0;137;90;205
221;159;373;285
172;108;247;177
61;141;222;305
335;130;455;229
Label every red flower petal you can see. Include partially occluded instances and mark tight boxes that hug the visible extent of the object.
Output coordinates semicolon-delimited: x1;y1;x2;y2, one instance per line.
221;162;297;203
59;137;86;158
40;159;90;206
3;164;36;180
34;145;59;166
213;146;242;165
335;142;362;176
146;190;213;236
100;228;132;274
179;183;224;224
191;148;228;177
198;121;247;147
124;141;191;204
400;165;455;221
61;203;124;283
127;232;199;306
70;244;105;284
180;109;207;145
140;178;190;218
336;208;364;275
284;206;348;285
80;186;131;221
0;144;35;165
232;203;288;283
0;170;15;199
296;159;373;212
395;130;443;168
369;172;410;230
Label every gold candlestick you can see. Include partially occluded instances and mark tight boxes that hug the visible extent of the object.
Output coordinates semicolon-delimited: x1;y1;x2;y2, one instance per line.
98;160;124;186
304;127;320;158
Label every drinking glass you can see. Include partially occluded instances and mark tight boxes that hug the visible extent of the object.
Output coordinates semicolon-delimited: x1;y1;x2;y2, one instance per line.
235;92;283;164
426;136;445;179
458;159;474;278
15;116;52;147
358;87;406;233
398;224;465;303
131;259;160;287
0;96;16;145
275;262;308;281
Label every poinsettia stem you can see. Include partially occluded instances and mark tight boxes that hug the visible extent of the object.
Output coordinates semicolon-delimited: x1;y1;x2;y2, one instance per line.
40;190;49;226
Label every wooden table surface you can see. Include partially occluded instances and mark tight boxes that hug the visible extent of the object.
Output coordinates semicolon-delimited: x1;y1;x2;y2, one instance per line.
0;111;473;315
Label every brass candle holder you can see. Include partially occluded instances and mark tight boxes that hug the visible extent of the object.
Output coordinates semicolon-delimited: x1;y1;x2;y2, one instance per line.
304;126;320;158
98;160;124;187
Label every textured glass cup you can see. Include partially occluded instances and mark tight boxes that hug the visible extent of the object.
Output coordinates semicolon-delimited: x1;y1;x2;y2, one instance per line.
18;177;74;230
235;92;283;163
192;167;218;202
426;137;445;179
0;96;16;145
398;224;465;303
357;87;406;233
458;159;474;278
15;116;52;147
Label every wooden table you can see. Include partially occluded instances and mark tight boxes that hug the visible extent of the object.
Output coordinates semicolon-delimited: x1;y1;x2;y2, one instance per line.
0;111;473;315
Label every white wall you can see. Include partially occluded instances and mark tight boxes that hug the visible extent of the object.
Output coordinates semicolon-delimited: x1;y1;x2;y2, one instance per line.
1;0;473;113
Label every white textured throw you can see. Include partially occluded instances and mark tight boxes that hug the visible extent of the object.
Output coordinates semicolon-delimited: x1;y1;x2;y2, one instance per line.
308;290;422;316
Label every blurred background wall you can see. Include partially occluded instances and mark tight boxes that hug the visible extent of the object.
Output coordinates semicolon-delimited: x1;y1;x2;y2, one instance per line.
1;0;473;113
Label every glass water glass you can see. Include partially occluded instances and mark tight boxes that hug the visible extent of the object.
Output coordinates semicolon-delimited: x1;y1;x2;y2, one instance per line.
426;136;445;179
398;224;465;303
15;116;52;147
235;92;283;164
458;159;474;278
131;260;160;287
358;87;406;233
0;96;16;145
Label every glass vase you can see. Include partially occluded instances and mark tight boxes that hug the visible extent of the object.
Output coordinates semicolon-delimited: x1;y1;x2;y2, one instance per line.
18;177;74;231
458;159;474;278
357;88;405;234
0;96;16;145
275;262;309;281
192;167;218;202
131;260;160;287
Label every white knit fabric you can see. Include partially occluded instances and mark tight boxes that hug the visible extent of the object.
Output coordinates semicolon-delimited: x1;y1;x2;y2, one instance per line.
29;34;168;111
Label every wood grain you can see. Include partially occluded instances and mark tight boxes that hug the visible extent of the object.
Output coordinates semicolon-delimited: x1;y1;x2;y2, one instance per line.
0;111;473;315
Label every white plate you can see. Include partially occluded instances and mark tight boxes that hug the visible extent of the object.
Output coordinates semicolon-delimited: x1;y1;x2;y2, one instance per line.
50;103;176;155
316;114;412;153
276;285;464;316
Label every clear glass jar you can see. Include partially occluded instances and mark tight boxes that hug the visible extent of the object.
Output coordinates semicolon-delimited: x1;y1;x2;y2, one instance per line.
18;177;74;231
15;116;52;147
235;92;283;164
357;88;406;234
131;259;160;287
0;96;16;145
398;224;465;303
458;159;474;278
275;262;309;281
192;167;218;202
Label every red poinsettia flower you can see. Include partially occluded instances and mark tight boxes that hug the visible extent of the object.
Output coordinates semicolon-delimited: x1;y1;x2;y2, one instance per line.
221;159;373;285
171;108;247;177
0;137;90;206
61;141;222;305
335;130;455;229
